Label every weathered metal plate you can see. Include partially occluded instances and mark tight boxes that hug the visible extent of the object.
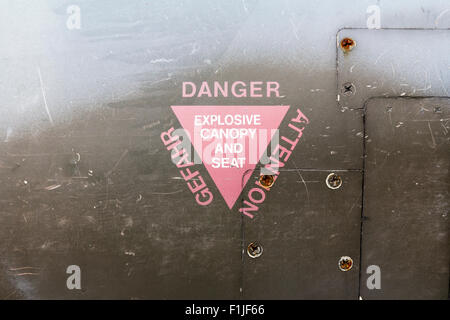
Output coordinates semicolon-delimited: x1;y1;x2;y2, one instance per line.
242;169;363;299
337;29;450;110
0;1;449;300
0;106;241;299
360;97;449;299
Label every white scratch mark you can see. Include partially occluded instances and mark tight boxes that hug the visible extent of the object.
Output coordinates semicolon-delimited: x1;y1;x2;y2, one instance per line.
435;65;449;96
142;120;161;130
428;121;436;148
441;122;448;135
292;161;310;203
106;149;129;177
289;18;300;40
45;184;61;191
4;127;12;142
375;49;389;65
390;62;395;79
416;84;431;92
150;58;174;64
9;267;40;271
242;0;248;12
435;9;450;27
37;66;54;125
151;190;183;195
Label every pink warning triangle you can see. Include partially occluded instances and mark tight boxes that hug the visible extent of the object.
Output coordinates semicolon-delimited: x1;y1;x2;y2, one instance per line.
171;105;290;209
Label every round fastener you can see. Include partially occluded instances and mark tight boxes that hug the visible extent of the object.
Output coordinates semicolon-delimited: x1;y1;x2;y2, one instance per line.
259;175;274;188
326;173;343;190
341;82;356;96
338;256;353;272
340;37;356;52
247;242;263;258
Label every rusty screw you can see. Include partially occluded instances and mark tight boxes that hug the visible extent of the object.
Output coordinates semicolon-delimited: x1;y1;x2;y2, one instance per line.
326;173;342;190
340;37;356;52
338;256;353;272
259;175;274;188
247;242;263;258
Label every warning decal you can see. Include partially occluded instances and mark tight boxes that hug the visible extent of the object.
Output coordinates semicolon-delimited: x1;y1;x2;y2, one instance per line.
171;105;290;209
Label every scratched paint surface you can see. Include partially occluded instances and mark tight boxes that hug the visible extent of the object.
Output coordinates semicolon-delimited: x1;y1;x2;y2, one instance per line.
337;29;450;110
361;97;449;299
0;0;449;299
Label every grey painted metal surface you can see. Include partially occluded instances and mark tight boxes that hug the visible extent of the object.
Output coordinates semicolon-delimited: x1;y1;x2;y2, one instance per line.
361;97;449;299
0;0;448;299
337;29;450;111
242;169;362;299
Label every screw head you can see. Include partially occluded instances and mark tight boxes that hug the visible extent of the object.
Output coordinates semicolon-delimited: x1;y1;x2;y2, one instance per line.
338;256;353;272
340;37;356;52
247;242;263;258
434;106;442;113
259;175;274;188
341;82;356;96
326;173;343;190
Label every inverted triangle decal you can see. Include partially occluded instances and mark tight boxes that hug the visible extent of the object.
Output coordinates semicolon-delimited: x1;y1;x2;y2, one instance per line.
171;105;290;209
